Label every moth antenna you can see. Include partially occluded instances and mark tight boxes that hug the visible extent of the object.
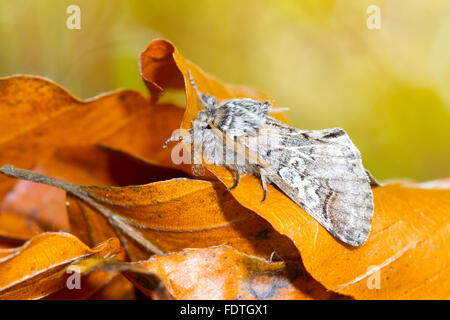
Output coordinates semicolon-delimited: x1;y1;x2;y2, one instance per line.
268;107;289;113
188;70;205;104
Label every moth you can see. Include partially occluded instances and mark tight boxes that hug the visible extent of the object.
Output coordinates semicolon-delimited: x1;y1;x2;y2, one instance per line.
164;71;376;246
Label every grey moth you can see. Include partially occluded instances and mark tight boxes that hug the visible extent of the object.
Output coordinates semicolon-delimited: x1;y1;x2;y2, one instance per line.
164;71;375;246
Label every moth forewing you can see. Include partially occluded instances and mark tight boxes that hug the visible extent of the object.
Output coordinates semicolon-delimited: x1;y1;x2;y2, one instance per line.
241;118;374;246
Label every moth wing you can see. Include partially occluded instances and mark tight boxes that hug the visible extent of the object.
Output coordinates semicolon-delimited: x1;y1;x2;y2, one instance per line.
240;118;374;246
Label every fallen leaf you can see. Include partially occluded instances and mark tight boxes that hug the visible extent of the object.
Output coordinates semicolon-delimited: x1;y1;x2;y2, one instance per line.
99;103;204;177
42;273;135;300
0;165;68;239
0;76;150;200
0;39;447;300
0;164;300;263
85;274;136;300
0;232;123;299
74;246;344;300
67;179;302;262
137;246;339;299
139;40;288;129
303;185;450;299
68;257;171;300
0;209;45;241
0;145;188;244
41;144;189;187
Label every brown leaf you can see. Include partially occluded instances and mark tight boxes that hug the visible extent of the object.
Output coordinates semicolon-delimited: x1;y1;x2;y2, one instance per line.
99;103;215;179
0;232;123;299
0;165;68;239
67;178;301;262
0;145;188;244
0;164;300;263
41;144;189;187
68;257;170;300
74;246;344;300
0;76;149;200
139;40;288;129
85;274;136;300
43;273;135;300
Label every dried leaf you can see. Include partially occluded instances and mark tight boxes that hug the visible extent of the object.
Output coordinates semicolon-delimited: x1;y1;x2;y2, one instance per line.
304;185;450;299
0;165;68;239
0;40;447;300
139;39;288;128
99;103;202;177
0;145;188;244
0;164;300;262
0;76;149;200
86;274;136;300
0;232;123;299
67;178;301;262
69;257;170;300
75;246;343;300
42;273;134;300
138;246;339;299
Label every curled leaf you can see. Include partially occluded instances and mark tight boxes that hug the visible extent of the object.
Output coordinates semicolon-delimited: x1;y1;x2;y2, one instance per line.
0;164;300;262
0;145;188;244
0;232;123;299
73;246;344;300
0;76;149;200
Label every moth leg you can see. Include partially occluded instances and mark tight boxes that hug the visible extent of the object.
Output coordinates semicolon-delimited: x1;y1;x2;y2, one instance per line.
365;169;382;187
226;169;241;192
163;134;190;148
260;170;269;203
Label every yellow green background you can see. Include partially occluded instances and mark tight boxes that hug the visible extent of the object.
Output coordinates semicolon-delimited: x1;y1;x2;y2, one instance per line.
0;0;449;181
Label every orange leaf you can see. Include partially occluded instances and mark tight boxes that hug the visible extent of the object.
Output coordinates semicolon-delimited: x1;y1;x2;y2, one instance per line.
0;164;299;262
68;257;171;300
99;103;202;177
0;232;123;299
301;185;450;299
80;246;344;300
85;274;136;300
0;165;68;239
67;178;301;262
0;145;187;243
0;76;149;200
43;273;135;300
139;39;288;129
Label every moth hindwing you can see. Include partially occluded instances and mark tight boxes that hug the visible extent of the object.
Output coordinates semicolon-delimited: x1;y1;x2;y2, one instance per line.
165;71;374;246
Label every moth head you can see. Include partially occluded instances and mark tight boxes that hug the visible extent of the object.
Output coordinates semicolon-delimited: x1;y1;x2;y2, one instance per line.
200;94;219;111
196;110;214;128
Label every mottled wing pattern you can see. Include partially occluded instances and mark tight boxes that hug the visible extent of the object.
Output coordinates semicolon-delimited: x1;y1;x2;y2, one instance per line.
241;116;374;246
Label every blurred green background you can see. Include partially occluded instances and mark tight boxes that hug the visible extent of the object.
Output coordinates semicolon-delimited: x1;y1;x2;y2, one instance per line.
0;0;449;181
